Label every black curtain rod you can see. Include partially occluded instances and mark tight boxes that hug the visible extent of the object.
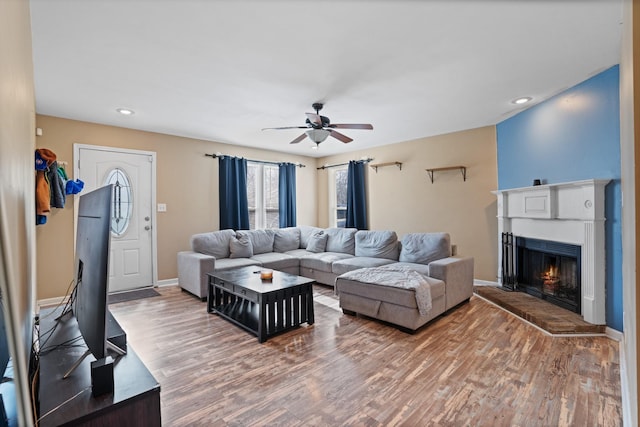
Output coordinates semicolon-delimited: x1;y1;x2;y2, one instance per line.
316;157;374;170
205;153;305;168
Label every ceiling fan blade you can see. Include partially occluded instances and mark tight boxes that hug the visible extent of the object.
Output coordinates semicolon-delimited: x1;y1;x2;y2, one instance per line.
328;123;374;130
305;113;322;127
289;133;307;144
329;130;353;144
262;126;308;130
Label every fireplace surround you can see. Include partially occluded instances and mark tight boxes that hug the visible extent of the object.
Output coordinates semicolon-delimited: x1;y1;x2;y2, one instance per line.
494;179;610;325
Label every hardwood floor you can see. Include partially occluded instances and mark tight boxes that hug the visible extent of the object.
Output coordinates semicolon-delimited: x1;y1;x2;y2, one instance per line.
109;285;622;426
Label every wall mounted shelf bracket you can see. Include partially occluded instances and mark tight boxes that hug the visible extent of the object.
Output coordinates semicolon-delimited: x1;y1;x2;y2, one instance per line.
426;166;467;183
370;161;402;173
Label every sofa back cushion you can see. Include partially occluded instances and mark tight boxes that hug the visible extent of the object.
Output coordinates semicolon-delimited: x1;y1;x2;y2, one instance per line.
355;230;399;260
399;233;451;265
299;225;323;249
325;228;358;254
191;229;236;259
237;229;276;254
273;227;301;253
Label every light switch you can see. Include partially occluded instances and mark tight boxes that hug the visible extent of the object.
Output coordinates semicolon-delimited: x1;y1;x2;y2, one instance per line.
157;203;167;212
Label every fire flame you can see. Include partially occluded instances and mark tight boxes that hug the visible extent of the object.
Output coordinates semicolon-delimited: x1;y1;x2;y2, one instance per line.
547;266;557;278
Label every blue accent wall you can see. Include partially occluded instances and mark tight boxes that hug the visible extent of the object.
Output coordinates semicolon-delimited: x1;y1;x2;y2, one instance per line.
496;65;622;331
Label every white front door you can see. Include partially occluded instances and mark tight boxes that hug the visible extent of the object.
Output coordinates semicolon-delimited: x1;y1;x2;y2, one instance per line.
75;144;156;293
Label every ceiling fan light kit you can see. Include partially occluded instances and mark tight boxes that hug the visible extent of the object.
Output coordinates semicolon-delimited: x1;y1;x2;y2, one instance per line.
262;103;373;146
306;129;331;143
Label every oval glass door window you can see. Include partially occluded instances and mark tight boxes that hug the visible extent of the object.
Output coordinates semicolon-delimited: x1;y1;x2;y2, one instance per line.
105;168;133;236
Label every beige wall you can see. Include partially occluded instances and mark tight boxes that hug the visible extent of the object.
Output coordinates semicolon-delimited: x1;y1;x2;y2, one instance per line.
315;126;498;282
0;0;36;424
35;115;499;297
35;115;317;300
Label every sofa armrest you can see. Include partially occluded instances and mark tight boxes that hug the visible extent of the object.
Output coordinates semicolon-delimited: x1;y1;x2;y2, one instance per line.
177;251;215;300
429;256;474;310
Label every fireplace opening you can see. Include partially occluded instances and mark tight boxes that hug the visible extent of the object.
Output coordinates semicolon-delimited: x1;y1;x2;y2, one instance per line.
515;237;581;314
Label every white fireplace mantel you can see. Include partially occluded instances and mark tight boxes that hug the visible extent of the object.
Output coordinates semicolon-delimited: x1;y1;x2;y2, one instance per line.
493;179;610;325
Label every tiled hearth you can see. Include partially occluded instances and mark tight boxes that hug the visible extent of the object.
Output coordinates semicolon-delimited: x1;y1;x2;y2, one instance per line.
474;285;606;334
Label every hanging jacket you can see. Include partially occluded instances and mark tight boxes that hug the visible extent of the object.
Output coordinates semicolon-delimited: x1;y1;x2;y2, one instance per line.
35;148;58;216
35;170;50;215
47;160;66;209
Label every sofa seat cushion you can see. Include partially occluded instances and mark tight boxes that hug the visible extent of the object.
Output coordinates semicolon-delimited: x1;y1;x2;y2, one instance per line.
191;229;236;259
214;257;261;271
284;248;314;258
299;252;354;273
391;262;431;277
331;257;396;276
250;252;299;271
335;275;445;309
355;230;399;260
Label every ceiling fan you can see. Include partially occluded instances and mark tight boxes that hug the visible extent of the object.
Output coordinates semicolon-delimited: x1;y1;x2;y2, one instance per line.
262;103;373;145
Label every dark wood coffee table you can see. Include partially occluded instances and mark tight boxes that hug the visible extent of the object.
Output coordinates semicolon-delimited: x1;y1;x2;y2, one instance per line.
207;266;315;342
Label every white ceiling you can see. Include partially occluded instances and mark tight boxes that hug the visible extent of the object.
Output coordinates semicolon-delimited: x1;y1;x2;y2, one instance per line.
29;0;623;158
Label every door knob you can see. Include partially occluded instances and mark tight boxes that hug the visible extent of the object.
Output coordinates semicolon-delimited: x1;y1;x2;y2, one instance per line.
145;225;151;231
145;216;150;221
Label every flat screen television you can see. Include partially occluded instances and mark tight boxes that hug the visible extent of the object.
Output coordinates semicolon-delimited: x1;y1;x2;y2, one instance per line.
63;185;125;379
73;184;112;361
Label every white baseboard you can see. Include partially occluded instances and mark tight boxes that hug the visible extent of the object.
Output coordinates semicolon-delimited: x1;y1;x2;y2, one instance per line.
37;296;68;311
605;327;623;342
157;278;178;287
38;279;178;309
473;279;499;286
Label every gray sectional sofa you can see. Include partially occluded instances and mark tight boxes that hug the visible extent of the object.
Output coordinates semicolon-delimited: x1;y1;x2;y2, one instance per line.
177;226;473;331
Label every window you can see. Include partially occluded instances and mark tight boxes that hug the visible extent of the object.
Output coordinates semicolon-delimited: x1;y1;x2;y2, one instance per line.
329;166;348;228
247;162;279;229
104;168;132;236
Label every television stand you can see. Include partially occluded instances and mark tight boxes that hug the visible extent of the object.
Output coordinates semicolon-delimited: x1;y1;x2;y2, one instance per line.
106;310;127;352
107;340;126;356
62;349;91;380
38;307;160;426
61;310;127;379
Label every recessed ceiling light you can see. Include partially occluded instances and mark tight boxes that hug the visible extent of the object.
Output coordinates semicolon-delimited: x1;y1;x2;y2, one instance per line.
116;108;135;115
512;97;532;105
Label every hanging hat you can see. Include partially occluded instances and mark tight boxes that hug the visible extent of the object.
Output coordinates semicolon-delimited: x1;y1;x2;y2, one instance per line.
36;148;57;167
35;150;47;170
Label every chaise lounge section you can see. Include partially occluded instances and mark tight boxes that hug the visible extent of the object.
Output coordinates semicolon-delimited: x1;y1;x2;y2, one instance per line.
336;233;474;331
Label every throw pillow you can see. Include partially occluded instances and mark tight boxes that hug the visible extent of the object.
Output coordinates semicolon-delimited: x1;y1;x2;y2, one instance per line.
229;235;253;258
306;231;328;253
